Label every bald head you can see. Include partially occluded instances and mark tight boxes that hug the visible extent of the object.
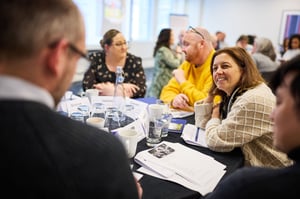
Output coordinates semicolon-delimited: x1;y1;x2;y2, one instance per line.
182;26;214;65
187;27;214;49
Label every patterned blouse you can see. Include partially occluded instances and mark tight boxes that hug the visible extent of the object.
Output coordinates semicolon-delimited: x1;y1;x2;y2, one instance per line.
82;50;146;98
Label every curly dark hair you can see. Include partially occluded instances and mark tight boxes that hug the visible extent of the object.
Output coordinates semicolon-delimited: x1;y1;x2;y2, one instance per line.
287;34;300;49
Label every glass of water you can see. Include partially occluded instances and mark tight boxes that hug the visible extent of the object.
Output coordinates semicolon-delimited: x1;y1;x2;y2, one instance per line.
104;106;120;132
91;102;105;118
156;99;172;137
77;104;90;122
160;113;173;137
70;111;84;123
146;118;163;147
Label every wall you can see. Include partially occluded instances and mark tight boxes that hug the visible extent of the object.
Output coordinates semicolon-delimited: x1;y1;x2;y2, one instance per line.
201;0;300;50
74;0;300;82
128;0;300;65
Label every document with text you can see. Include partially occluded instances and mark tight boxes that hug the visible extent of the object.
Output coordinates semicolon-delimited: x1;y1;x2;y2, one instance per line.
134;141;226;195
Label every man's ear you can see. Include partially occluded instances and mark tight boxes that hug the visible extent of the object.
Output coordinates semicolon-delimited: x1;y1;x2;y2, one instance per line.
46;39;69;75
198;39;205;48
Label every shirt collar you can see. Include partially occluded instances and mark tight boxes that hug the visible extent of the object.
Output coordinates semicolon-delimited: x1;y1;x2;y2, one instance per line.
0;75;55;108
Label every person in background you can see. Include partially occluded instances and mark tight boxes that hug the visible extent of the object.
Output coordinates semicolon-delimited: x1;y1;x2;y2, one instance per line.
280;37;289;57
236;35;249;50
82;29;146;98
215;31;228;50
246;34;256;53
177;29;186;48
174;29;186;60
282;33;300;61
203;55;300;199
251;37;279;82
194;47;291;168
146;28;183;98
160;26;215;111
0;1;142;198
211;34;218;50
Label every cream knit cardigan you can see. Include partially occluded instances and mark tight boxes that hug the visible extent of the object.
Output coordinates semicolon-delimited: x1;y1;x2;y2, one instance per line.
194;83;292;168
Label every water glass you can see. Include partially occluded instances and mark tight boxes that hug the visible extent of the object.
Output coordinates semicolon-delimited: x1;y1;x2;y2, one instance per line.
161;113;173;137
70;111;84;123
156;99;172;137
77;104;90;122
91;102;105;118
146;118;163;147
105;106;120;132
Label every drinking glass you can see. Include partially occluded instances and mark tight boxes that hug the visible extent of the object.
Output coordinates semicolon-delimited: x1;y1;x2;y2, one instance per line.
146;118;163;147
91;102;105;118
70;111;84;123
77;104;90;122
156;100;172;137
105;106;120;132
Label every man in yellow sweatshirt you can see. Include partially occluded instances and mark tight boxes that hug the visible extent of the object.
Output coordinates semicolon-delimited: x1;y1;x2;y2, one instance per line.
160;26;215;111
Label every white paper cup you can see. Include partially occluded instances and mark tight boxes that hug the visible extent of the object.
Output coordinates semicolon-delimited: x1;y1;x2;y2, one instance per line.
117;129;138;158
86;117;105;129
85;89;99;102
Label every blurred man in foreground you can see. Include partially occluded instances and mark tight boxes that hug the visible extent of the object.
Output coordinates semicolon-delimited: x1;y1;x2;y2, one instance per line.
0;0;141;198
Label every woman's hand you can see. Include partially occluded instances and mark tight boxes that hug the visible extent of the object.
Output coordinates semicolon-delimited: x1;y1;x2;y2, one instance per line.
93;82;115;96
204;94;214;104
123;83;139;97
93;82;139;97
211;103;220;118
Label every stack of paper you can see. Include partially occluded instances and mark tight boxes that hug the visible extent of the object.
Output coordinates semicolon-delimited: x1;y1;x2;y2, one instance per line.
134;141;226;195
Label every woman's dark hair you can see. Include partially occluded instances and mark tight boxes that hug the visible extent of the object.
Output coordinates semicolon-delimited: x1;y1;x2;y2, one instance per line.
209;47;265;97
236;35;248;44
153;28;171;57
99;29;120;49
270;55;300;113
287;34;300;49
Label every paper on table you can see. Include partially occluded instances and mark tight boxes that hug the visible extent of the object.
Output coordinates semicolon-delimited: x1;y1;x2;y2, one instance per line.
181;124;208;148
134;141;226;195
138;166;225;195
170;108;194;118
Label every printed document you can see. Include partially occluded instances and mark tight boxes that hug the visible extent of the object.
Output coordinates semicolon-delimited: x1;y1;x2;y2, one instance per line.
134;141;226;195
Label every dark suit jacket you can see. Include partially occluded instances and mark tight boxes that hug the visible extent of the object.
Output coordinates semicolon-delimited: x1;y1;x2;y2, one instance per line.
0;100;138;199
204;148;300;199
